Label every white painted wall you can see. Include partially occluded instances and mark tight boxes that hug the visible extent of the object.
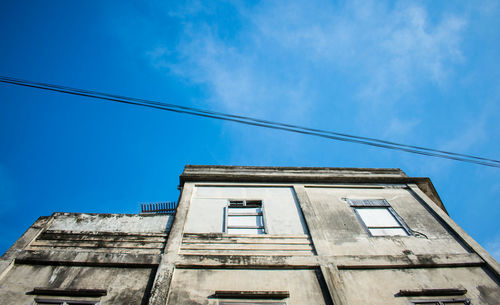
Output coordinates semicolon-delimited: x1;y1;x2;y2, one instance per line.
185;186;308;234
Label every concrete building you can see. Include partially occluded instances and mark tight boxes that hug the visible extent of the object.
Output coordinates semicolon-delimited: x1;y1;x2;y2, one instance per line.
1;165;499;304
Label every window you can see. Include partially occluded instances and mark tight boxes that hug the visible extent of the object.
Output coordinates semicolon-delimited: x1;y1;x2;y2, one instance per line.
347;199;410;236
224;200;266;234
411;299;471;305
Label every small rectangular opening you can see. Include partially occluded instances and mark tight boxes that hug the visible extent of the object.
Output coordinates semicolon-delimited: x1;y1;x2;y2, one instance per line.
229;200;262;208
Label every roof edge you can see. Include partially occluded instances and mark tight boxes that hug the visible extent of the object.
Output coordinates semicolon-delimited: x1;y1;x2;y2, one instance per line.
184;164;406;173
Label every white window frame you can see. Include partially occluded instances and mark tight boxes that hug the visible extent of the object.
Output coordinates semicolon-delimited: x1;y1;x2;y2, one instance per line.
224;199;267;234
347;199;411;237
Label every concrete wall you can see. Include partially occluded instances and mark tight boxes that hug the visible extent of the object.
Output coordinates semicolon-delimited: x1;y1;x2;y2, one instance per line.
2;166;499;305
185;186;308;235
167;269;330;305
167;180;499;305
0;264;155;305
340;266;500;305
304;186;470;256
49;213;173;233
0;213;172;305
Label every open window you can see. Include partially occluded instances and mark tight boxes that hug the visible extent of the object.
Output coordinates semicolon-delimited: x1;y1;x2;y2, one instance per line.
224;200;266;234
347;199;411;236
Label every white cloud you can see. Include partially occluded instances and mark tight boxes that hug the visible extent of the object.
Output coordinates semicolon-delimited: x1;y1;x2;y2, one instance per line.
383;118;420;140
151;23;313;121
146;47;170;69
409;113;489;175
440;117;487;153
245;1;466;100
145;0;467;135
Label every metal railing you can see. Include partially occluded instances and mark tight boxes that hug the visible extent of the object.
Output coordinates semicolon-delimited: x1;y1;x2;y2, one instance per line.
140;201;178;215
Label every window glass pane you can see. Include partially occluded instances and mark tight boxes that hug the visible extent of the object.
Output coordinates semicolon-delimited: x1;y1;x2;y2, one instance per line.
228;207;261;214
356;208;400;227
229;200;262;208
369;228;407;236
228;215;263;227
227;228;265;234
245;200;263;207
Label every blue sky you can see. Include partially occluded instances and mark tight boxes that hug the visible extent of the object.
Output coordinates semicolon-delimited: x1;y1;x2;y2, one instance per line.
1;0;500;259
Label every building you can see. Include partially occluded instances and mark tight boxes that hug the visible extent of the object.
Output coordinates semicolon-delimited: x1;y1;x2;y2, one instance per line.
1;165;499;304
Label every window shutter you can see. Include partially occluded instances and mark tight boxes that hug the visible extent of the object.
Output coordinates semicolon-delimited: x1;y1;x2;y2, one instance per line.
347;199;390;207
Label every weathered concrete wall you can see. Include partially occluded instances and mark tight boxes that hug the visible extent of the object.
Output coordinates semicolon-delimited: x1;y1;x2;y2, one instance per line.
185;186;308;235
179;233;315;256
49;213;173;233
26;230;167;254
339;266;500;305
182;165;408;179
0;264;155;305
166;268;330;305
304;186;469;256
0;213;171;305
20;213;173;255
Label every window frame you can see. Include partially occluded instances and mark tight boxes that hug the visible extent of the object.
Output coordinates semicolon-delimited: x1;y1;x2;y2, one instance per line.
224;199;267;234
347;199;411;237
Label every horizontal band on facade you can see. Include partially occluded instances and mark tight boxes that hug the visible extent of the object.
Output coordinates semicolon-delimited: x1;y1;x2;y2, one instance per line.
213;290;289;299
29;287;107;297
396;288;467;296
15;258;159;268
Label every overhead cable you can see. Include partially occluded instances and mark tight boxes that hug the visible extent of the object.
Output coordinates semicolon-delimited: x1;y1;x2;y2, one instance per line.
1;75;499;168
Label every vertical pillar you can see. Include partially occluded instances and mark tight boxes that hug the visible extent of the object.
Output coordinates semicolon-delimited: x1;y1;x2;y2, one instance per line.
147;183;194;305
293;185;349;305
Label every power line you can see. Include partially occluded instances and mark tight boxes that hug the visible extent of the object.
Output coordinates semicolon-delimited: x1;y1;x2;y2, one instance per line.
1;75;499;168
